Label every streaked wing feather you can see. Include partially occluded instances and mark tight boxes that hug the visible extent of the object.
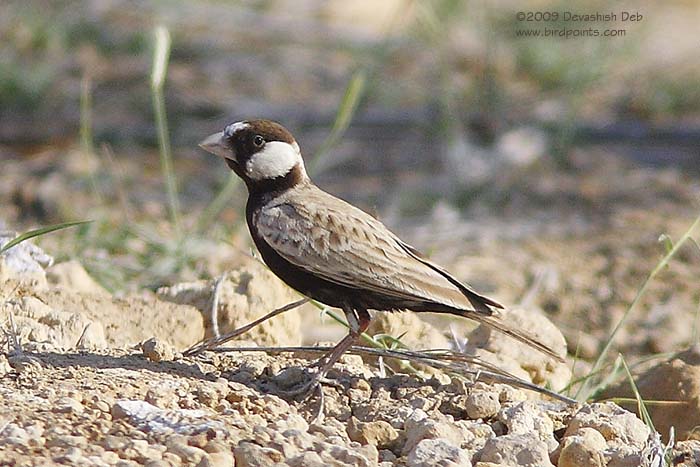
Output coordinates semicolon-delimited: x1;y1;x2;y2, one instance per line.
255;188;473;311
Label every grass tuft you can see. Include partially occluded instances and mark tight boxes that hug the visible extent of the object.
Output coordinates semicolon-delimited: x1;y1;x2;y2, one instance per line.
577;212;700;401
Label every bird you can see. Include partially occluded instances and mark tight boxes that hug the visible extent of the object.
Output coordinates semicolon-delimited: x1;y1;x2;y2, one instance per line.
199;119;564;394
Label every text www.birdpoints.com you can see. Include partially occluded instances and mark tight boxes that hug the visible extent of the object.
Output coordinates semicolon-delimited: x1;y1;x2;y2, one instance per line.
514;11;643;40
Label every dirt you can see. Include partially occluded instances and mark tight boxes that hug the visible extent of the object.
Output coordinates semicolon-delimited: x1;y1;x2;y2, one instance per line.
2;1;700;465
0;236;697;466
0;343;655;467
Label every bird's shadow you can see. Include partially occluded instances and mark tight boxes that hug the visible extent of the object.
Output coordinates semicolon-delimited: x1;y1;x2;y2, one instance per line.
15;349;225;386
12;348;345;403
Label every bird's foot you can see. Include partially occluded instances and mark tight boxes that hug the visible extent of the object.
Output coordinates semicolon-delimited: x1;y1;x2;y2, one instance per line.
276;368;345;424
280;368;340;399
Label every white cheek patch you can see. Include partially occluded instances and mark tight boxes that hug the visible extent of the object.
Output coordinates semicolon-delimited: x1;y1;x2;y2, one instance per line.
246;141;305;180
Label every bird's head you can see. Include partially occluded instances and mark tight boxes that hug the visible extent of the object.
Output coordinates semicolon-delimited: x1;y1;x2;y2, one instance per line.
200;119;307;190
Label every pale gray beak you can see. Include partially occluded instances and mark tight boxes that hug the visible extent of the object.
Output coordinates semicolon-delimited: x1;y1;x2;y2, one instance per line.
199;132;233;160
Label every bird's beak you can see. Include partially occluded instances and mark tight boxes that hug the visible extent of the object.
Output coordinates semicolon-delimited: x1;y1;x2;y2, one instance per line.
199;132;233;160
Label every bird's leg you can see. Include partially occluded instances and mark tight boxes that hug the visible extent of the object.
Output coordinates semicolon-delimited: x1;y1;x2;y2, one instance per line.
295;308;370;423
285;308;370;398
311;307;370;382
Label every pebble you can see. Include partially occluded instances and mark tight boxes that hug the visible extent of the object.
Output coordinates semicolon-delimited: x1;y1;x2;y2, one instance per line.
167;442;207;464
144;461;171;467
142;337;175;362
499;400;558;450
115;460;140;467
465;391;501;420
407;438;471;467
53;396;84;415
161;452;183;466
347;417;399;449
403;415;464;456
565;402;650;449
287;451;325;467
196;451;235;467
101;450;121;464
46;435;88;449
478;433;554;467
103;435;129;451
234;442;284;466
53;447;83;464
557;427;607;467
0;423;29;446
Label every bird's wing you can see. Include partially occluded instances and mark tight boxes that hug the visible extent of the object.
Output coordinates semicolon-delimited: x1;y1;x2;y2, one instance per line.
255;185;494;313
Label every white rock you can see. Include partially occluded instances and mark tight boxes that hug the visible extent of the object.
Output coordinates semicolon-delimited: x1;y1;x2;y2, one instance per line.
556;427;607;467
478;432;554;467
3;296;106;349
142;337;175;362
0;423;29;447
499;401;558;451
0;231;53;288
465;390;501;420
407;438;472;467
111;400;224;435
565;403;650;450
46;259;108;295
404;413;466;455
466;306;570;390
157;257;302;345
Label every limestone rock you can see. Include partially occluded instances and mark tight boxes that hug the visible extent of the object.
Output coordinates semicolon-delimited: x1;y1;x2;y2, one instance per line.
142;337;175;362
407;438;472;467
347;417;400;449
477;432;554;467
0;231;53;288
466;306;570;390
158;257;301;346
555;427;607;467
601;344;700;441
35;287;204;349
2;295;106;349
367;311;451;350
498;401;558;451
46;259;109;296
565;403;650;450
403;410;465;455
464;390;501;420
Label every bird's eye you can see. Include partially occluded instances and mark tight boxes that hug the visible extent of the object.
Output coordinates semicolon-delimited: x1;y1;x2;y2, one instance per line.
253;135;265;147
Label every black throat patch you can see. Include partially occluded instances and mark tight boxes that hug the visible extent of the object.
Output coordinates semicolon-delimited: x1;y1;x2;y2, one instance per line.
247;163;306;198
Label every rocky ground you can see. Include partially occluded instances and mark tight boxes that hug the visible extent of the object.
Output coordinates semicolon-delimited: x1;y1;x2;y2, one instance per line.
2;1;700;465
2;234;700;466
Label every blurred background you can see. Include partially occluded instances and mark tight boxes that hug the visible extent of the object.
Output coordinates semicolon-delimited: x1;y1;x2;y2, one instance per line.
1;0;699;374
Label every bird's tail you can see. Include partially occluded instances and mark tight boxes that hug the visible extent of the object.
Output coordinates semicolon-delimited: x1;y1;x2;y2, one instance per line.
470;313;566;363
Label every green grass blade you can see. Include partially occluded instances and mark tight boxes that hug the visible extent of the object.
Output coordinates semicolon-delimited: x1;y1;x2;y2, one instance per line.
151;25;181;238
309;69;367;173
620;355;655;431
578;212;700;400
0;220;93;255
195;173;240;234
603;397;685;408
